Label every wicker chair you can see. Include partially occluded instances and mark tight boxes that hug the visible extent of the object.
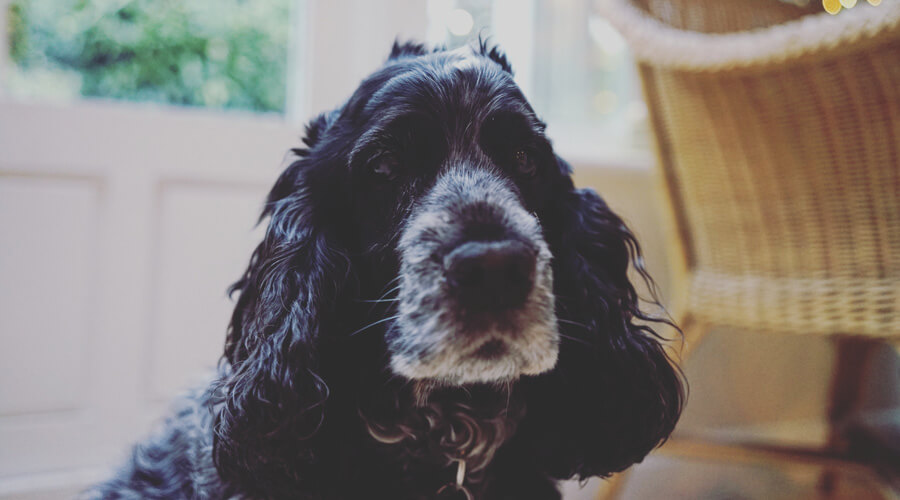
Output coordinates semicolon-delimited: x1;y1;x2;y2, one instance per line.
598;0;900;497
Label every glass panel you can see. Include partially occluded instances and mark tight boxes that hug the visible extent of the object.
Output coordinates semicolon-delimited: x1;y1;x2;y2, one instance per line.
427;0;650;154
6;0;296;114
530;0;647;147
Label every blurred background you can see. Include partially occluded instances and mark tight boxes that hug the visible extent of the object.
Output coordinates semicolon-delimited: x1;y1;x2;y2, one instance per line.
0;0;898;498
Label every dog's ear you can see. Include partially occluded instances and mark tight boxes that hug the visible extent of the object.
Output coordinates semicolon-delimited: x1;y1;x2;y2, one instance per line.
212;113;349;495
518;155;684;479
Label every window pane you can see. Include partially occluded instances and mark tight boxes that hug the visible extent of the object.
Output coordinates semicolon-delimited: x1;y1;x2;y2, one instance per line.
531;1;646;140
6;0;295;114
427;0;649;154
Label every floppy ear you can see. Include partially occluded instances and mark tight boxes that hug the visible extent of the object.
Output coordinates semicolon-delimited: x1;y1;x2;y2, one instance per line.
212;114;350;495
518;156;684;479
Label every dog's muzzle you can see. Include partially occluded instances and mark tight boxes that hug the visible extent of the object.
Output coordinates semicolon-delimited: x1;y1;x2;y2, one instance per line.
389;166;559;384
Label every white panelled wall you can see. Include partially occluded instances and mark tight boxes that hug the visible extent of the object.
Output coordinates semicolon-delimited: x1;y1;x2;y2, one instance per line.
0;100;296;497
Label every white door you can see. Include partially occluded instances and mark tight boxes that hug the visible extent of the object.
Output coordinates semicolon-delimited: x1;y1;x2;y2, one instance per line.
0;1;428;496
0;99;298;497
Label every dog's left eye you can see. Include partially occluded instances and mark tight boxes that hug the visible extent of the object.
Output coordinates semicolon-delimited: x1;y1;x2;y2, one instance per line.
371;155;400;181
514;149;536;177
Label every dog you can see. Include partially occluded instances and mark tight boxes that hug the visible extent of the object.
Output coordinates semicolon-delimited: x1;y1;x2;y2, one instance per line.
87;40;684;499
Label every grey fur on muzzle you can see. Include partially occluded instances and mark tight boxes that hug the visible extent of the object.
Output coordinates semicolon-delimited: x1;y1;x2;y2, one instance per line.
388;166;559;384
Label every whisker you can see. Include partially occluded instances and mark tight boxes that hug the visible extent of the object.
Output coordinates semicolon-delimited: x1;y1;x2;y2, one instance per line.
557;318;595;346
359;275;402;302
382;373;402;388
505;380;512;415
376;275;403;292
355;298;401;303
558;333;592;347
557;318;592;331
365;285;402;316
373;284;402;302
362;227;406;256
350;315;401;337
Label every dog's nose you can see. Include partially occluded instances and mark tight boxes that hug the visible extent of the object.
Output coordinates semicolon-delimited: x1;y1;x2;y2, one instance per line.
444;240;536;310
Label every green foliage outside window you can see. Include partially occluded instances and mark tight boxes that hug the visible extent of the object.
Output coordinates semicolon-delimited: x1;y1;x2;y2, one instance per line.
7;0;292;113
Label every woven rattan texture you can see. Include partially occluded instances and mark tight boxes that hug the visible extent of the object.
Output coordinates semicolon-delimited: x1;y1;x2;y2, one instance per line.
634;0;820;33
601;0;900;71
607;0;900;337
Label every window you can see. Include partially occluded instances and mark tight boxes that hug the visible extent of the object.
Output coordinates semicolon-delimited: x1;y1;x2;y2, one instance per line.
4;0;649;160
4;0;301;115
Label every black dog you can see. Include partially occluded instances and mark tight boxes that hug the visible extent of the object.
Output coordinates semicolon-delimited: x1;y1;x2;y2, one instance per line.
87;41;683;500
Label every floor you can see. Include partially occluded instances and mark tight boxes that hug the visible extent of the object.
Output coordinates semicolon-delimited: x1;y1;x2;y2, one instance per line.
582;329;900;500
613;455;892;500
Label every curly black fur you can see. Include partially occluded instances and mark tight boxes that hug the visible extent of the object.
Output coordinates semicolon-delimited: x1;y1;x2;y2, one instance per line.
87;40;684;500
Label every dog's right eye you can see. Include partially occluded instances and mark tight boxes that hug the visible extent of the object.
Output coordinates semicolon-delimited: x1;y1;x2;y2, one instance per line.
371;155;400;181
513;149;537;177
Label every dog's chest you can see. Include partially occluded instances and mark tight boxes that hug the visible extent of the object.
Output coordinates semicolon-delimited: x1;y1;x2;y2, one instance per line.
359;390;525;498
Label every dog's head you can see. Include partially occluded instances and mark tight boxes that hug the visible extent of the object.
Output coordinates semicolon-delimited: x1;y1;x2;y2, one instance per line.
214;41;683;494
351;49;560;384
